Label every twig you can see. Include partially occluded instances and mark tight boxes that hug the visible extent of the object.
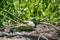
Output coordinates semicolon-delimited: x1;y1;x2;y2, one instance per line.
42;35;48;40
40;22;60;32
38;33;42;40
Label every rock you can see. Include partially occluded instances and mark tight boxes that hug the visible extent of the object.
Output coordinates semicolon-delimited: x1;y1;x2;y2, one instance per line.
29;17;37;23
29;17;40;25
23;20;35;27
16;21;35;30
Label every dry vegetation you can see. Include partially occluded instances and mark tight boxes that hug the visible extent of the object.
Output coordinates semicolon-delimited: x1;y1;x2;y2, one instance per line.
0;22;60;40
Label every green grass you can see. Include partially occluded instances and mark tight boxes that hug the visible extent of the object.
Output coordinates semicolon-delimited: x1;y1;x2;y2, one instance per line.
0;0;60;26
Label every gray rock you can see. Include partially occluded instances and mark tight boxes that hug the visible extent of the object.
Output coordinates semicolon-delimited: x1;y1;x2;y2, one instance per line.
23;20;35;27
15;21;35;30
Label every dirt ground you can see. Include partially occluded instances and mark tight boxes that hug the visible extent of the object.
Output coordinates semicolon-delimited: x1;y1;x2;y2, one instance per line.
0;22;60;40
